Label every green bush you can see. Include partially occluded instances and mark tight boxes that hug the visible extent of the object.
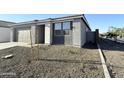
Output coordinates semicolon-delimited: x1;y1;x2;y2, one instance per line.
105;26;124;38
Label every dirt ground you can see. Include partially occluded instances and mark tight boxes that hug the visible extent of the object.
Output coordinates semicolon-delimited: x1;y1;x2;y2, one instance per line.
0;44;104;78
100;38;124;78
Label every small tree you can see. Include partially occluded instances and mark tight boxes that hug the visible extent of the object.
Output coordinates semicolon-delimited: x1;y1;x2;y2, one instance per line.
105;32;118;42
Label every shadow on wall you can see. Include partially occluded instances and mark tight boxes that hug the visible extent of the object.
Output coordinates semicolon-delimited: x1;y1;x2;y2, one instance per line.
99;38;124;52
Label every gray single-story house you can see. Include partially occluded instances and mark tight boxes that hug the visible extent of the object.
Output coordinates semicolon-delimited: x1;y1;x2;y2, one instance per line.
10;14;92;47
0;21;15;42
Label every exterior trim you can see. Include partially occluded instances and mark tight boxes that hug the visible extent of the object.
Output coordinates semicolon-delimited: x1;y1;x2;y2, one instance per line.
0;25;11;28
10;14;91;31
0;20;15;26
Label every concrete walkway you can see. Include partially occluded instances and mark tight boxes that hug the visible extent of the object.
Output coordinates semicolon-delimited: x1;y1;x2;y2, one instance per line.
97;43;111;78
0;42;30;50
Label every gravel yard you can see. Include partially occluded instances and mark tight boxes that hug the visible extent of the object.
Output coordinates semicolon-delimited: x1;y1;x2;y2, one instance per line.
0;44;104;78
100;38;124;78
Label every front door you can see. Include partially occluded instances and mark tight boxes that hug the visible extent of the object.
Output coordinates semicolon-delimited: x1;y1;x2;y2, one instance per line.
37;25;45;44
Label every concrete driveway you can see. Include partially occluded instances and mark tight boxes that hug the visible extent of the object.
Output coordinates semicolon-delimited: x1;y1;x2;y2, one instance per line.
0;42;30;50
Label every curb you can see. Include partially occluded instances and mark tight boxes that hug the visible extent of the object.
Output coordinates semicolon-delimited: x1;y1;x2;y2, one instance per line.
97;43;111;78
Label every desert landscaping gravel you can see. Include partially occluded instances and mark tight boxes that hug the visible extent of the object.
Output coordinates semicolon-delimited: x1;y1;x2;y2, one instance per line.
100;38;124;78
0;44;104;78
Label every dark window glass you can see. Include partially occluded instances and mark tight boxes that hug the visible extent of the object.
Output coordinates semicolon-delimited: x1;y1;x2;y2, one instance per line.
55;23;62;30
54;23;62;35
54;22;72;35
55;30;62;35
63;22;71;30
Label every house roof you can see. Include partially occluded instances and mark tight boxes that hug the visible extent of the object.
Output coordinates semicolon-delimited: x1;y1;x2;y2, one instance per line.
10;14;91;30
0;20;15;27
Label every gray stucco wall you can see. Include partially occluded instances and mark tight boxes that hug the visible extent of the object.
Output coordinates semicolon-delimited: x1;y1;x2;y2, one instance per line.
86;32;95;43
45;23;53;45
80;19;86;46
73;18;91;47
10;28;18;42
30;25;36;44
72;18;81;47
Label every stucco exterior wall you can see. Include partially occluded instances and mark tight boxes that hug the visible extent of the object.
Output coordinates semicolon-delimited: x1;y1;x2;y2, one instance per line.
10;28;15;42
0;27;12;42
31;25;36;44
80;19;86;46
72;18;91;47
72;18;81;47
80;19;92;46
86;32;95;43
45;23;52;45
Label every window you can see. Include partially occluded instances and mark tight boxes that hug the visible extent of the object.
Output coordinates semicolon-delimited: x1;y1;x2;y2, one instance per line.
63;22;71;30
63;30;70;35
55;23;61;30
54;23;63;35
55;30;63;35
54;21;72;35
63;22;72;35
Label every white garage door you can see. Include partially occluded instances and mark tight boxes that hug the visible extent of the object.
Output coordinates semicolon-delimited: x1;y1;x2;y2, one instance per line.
0;27;11;42
18;28;31;44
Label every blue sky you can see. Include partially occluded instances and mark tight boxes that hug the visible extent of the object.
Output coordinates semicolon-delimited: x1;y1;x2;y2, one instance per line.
0;14;72;22
0;14;124;33
85;14;124;33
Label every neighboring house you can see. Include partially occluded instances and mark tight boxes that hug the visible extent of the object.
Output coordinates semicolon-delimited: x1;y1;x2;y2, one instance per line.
10;14;91;47
0;21;15;42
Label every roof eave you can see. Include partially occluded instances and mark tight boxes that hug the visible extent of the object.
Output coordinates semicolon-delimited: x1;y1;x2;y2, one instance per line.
10;14;91;30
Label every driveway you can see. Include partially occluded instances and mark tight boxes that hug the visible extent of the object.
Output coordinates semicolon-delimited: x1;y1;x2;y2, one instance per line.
0;42;30;50
100;38;124;77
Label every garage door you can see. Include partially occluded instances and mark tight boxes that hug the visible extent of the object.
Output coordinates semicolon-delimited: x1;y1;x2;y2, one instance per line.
17;28;31;44
0;27;11;42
